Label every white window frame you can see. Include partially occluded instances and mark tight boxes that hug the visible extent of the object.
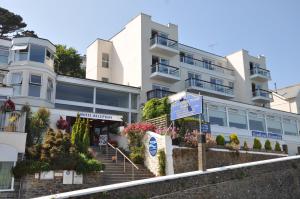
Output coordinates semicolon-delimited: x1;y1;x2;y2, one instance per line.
28;74;42;97
11;72;22;96
102;53;109;68
47;78;53;101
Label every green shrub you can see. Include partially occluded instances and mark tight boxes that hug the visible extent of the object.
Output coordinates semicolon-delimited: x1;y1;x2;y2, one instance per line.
129;153;144;164
216;135;225;146
229;133;240;145
142;97;170;120
264;140;272;150
242;141;249;151
12;160;50;178
253;138;262;150
158;149;166;176
275;142;281;152
75;153;104;174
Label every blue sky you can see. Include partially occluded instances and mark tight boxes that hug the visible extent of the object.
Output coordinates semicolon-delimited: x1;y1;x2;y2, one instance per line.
1;0;299;89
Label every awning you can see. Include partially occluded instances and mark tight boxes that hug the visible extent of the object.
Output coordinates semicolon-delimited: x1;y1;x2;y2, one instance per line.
11;44;28;51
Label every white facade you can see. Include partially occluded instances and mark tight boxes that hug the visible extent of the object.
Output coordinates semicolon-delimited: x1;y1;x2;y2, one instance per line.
86;13;272;107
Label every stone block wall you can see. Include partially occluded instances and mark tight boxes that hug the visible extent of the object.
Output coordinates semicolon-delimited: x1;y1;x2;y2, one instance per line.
172;147;286;174
73;156;300;199
0;171;103;199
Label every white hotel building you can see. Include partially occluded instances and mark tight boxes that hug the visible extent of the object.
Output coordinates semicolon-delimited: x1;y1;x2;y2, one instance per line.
0;13;300;191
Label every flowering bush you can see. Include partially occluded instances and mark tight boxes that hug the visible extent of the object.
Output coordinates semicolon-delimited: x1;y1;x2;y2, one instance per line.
155;127;178;139
123;122;156;135
0;98;15;112
56;116;69;130
184;130;199;148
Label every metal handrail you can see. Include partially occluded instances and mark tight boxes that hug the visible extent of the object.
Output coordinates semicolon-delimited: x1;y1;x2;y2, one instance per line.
106;142;139;180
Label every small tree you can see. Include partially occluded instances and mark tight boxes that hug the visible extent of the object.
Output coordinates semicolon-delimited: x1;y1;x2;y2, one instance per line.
243;141;249;151
253;138;262;150
28;108;50;145
229;133;240;145
264;140;272;151
216;135;225;146
82;119;90;153
0;7;27;37
142;97;170;120
275;142;281;152
158;149;166;176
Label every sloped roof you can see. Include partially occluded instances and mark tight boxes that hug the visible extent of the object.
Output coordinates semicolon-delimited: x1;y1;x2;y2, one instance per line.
276;83;300;99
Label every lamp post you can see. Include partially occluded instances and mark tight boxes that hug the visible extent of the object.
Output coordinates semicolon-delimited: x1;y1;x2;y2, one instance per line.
198;114;206;171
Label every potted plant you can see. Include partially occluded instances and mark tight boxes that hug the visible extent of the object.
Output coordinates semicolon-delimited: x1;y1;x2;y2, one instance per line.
0;98;15;113
56;116;69;131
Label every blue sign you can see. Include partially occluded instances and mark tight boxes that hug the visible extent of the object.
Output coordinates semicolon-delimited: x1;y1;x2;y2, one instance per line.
201;123;211;134
252;131;267;138
170;94;202;121
149;137;158;156
251;131;282;140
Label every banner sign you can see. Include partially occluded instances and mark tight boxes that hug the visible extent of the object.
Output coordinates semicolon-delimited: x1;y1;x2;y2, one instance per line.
201;122;211;134
79;112;122;121
149;137;158;157
170;94;202;121
251;131;282;140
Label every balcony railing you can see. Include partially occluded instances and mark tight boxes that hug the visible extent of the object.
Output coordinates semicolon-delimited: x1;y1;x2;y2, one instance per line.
185;78;234;96
150;35;178;50
250;67;271;79
0;111;26;133
151;63;180;77
180;56;234;76
252;89;273;100
147;89;175;100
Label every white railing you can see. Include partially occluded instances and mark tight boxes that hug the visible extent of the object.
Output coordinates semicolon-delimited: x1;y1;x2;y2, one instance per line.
0;111;26;133
106;142;139;180
151;63;180;77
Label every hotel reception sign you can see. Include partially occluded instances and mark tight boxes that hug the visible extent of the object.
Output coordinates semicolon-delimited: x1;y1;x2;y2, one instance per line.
79;112;122;121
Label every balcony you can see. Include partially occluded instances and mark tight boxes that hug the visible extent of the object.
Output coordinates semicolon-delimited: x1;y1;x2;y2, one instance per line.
185;78;234;98
0;111;27;153
250;67;271;81
252;89;273;103
150;63;181;83
147;89;175;101
180;56;235;77
150;35;179;56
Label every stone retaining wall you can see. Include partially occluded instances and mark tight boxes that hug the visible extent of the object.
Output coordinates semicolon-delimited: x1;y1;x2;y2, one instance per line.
73;156;300;199
173;147;286;173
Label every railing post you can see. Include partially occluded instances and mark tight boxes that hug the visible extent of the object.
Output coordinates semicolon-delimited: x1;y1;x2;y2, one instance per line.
115;149;118;164
124;156;126;173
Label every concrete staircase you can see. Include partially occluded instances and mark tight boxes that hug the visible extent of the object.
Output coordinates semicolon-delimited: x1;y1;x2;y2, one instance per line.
91;146;155;185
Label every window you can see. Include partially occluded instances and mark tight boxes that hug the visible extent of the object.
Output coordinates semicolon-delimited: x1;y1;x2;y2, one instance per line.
11;73;22;96
46;50;54;60
131;113;138;123
228;108;247;129
47;78;53;101
208;105;227;126
0;46;9;64
0;162;14;190
30;44;45;63
96;88;129;108
203;59;213;70
180;52;194;64
0;74;5;84
211;77;224;92
229;81;234;89
152;84;169;91
267;116;282;134
55;103;93;112
56;82;94;103
102;77;109;82
102;53;109;68
29;74;42;97
249;112;266;132
131;94;138;109
283;119;298;136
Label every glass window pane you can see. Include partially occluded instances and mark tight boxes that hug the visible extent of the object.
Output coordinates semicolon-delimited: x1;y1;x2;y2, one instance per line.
131;94;138;109
0;162;14;190
29;84;41;97
55;103;93;112
283;119;298;136
30;75;41;84
0;46;9;64
208;105;227;126
47;78;53;101
30;44;45;63
11;73;22;84
56;82;94;103
267;116;282;134
96;88;129;108
228;109;247;129
131;113;138;123
249;112;265;132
